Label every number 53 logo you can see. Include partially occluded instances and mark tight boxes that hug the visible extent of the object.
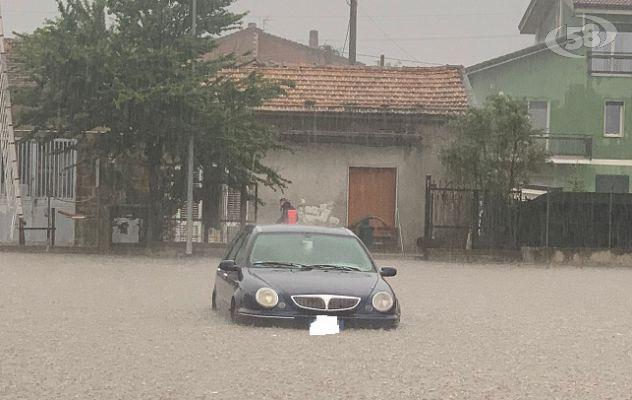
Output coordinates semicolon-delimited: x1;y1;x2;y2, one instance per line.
545;15;617;58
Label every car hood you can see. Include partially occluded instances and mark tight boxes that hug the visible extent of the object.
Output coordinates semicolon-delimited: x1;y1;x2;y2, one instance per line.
246;267;380;297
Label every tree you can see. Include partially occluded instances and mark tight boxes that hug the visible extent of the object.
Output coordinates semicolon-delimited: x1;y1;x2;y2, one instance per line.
440;94;547;197
440;95;547;248
15;0;290;242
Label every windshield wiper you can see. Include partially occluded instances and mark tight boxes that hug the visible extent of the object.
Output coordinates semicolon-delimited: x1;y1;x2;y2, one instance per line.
307;264;362;272
252;261;312;270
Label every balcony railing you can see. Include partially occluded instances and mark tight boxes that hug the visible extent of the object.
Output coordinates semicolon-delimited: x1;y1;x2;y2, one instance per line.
589;51;632;75
532;134;593;159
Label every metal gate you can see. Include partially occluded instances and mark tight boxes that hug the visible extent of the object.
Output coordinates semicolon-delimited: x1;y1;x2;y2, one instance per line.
424;175;522;250
424;176;479;249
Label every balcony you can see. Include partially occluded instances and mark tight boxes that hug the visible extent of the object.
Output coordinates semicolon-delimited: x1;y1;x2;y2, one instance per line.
589;51;632;75
533;134;593;160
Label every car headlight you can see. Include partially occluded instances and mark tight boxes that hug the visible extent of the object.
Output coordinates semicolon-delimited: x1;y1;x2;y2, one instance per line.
255;287;279;309
372;292;394;312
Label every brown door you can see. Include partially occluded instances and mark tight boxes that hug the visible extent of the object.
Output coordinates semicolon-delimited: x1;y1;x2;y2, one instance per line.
348;167;397;227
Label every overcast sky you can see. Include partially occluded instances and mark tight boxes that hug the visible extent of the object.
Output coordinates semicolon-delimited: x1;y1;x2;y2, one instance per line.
2;0;535;67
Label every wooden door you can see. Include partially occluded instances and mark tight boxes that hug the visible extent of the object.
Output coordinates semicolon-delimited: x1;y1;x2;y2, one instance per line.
348;167;397;227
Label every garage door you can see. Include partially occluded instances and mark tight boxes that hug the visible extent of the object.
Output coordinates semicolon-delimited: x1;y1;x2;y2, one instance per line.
348;167;397;227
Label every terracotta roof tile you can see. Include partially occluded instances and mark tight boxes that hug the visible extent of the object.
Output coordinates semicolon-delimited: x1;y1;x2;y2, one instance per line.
227;64;468;115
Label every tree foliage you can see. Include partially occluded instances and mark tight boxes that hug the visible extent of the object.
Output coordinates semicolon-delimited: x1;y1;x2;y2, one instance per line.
440;95;547;197
15;0;290;240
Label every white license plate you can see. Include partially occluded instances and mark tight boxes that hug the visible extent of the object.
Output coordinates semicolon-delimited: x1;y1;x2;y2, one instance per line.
309;315;340;335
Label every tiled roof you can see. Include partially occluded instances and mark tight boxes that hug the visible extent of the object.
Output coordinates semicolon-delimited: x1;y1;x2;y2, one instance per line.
227;65;467;115
574;0;632;8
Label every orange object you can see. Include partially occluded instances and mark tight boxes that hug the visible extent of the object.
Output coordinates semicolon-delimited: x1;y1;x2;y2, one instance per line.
287;209;298;224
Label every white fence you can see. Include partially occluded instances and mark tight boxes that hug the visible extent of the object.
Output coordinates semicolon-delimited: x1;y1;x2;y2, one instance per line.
0;138;77;245
1;139;76;200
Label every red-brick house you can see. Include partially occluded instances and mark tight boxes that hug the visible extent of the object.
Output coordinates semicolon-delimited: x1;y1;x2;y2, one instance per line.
208;23;350;66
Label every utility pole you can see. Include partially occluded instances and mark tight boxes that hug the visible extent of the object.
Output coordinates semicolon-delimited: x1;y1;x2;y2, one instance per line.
186;0;197;256
349;0;358;65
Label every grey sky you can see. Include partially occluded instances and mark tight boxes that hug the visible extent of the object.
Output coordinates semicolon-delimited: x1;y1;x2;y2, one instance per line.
2;0;535;67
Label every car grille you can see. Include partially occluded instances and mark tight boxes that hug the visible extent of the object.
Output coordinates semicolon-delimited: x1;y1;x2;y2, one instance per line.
292;296;326;310
291;295;361;312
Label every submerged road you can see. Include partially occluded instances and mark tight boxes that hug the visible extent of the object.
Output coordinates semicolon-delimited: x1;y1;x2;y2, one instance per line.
2;253;632;399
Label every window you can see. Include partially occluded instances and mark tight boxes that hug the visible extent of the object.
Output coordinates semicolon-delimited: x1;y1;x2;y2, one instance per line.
528;100;549;132
605;101;624;137
225;231;246;260
249;233;375;272
234;232;252;265
596;175;630;193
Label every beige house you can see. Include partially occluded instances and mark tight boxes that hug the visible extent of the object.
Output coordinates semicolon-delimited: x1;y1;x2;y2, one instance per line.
233;64;469;251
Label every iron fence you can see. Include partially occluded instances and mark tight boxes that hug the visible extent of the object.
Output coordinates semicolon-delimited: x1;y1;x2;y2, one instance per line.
518;191;632;249
423;176;522;250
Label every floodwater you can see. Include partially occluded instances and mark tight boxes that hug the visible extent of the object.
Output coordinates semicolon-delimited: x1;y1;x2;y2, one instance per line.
2;253;632;399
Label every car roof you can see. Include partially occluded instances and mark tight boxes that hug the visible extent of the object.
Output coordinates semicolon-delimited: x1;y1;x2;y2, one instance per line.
251;224;355;236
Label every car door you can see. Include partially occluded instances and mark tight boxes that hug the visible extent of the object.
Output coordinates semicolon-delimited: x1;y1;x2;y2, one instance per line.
227;232;252;297
216;231;247;308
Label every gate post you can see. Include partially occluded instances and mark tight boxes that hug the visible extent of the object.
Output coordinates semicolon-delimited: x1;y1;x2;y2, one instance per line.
545;189;551;248
18;218;25;246
471;190;480;248
239;184;248;228
50;208;56;248
608;192;614;248
424;175;433;240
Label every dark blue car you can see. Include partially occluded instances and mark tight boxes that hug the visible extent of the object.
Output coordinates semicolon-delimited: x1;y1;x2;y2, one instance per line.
212;224;400;329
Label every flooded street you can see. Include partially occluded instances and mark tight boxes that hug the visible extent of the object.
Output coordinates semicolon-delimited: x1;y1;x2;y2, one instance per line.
2;253;632;399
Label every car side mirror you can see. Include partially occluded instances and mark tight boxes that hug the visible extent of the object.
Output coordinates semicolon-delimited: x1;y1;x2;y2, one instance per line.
219;260;240;272
380;267;397;277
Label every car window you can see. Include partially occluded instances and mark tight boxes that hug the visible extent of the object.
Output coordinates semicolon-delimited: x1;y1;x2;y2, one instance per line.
249;233;375;272
226;232;246;260
234;232;251;266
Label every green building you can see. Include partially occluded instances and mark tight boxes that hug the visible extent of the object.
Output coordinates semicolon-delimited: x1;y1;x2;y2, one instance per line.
467;0;632;194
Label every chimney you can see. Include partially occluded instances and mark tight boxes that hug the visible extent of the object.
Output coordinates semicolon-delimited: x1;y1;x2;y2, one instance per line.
309;30;319;48
247;22;257;29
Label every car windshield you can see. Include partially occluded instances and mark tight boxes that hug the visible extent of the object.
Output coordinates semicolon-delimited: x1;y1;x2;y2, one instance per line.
249;233;375;272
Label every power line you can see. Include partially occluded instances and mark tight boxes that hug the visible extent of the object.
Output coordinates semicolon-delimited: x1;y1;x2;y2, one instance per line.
325;34;525;42
362;11;422;64
342;12;350;55
340;51;445;66
248;12;516;19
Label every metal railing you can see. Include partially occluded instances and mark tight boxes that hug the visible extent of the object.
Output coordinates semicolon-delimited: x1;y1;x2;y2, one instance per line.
532;134;593;159
16;139;77;200
589;51;632;75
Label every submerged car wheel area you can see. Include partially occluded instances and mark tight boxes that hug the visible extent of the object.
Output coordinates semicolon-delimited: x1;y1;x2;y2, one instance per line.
212;224;400;329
